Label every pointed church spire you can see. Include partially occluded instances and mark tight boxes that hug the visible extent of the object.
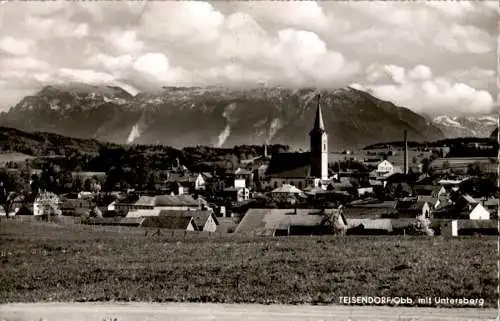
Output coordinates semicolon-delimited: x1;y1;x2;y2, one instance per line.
311;94;325;133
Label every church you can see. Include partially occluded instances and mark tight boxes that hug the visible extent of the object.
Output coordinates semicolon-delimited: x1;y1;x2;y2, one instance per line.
262;96;331;190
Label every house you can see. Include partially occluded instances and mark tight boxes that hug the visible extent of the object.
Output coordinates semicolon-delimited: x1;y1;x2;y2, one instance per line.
440;220;498;236
357;187;374;197
220;187;250;203
466;203;490;220
60;197;93;216
88;217;145;227
346;218;393;235
343;201;397;218
235;208;347;236
159;210;219;232
141;214;197;231
126;195;201;218
33;191;61;217
376;160;395;175
166;173;206;191
477;198;498;215
395;199;432;219
271;184;304;197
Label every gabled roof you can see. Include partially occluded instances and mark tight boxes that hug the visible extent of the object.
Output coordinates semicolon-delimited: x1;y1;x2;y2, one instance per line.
236;208;339;235
461;194;478;205
272;184;303;194
266;152;311;178
141;214;195;230
134;195;199;207
417;195;438;204
159;210;218;229
396;199;428;211
166;172;200;183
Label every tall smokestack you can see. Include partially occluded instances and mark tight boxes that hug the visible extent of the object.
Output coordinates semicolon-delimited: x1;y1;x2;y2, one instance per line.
404;130;408;175
264;144;268;158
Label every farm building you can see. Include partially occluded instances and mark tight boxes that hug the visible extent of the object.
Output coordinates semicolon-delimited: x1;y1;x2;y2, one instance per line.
235;208;347;236
346;219;393;235
395;199;432;219
127;195;200;217
142;213;196;231
346;218;422;235
440;220;498;236
88;217;145;227
430;157;498;174
343;201;397;218
158;210;219;232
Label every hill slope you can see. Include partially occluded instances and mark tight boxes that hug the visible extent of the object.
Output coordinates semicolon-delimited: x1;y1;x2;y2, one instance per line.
0;85;445;150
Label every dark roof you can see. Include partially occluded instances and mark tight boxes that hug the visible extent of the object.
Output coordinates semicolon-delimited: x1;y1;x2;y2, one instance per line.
166;173;199;183
266;152;311;178
135;195;199;207
457;219;497;230
141;214;194;230
90;217;144;226
159;210;218;229
311;98;326;132
395;200;428;211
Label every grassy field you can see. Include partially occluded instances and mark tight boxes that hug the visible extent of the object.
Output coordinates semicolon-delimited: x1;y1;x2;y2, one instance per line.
0;220;496;307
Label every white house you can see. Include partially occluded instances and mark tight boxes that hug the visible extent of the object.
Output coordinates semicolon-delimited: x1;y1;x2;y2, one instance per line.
234;178;246;189
468;203;490;220
34;192;61;217
377;160;394;174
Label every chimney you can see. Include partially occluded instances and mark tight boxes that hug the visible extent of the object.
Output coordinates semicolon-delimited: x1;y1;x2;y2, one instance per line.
404;130;408;175
264;144;268;158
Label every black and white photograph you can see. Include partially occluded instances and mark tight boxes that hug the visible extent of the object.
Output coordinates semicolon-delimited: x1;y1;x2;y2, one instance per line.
0;1;498;320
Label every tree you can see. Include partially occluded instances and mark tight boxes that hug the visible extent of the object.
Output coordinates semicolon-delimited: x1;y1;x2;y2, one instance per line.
0;170;23;218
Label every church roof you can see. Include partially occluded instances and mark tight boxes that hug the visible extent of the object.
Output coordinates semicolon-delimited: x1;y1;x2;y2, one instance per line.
265;152;311;178
310;96;326;134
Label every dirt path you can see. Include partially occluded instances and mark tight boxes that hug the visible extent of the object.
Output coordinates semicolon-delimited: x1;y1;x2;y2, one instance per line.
0;303;496;321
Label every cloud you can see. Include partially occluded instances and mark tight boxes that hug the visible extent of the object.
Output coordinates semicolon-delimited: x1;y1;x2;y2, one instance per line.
107;29;144;53
0;37;33;55
133;53;170;76
0;1;495;116
138;2;224;44
236;1;329;31
358;64;495;115
433;24;494;54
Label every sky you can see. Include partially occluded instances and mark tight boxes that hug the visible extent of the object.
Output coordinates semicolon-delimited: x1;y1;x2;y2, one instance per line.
0;0;497;116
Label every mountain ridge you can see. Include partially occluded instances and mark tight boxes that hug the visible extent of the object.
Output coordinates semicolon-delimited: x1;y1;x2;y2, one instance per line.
0;84;446;150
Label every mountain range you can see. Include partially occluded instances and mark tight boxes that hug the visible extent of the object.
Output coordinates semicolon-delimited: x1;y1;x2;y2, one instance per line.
0;83;449;150
431;115;498;139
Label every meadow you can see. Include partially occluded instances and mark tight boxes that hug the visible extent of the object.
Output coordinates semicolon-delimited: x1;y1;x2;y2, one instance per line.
0;220;496;307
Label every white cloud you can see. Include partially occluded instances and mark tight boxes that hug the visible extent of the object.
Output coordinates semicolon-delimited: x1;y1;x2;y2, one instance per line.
0;56;50;71
25;17;89;39
408;65;433;81
133;53;170;76
358;64;495;115
0;37;33;55
87;53;134;72
138;2;224;44
433;24;493;54
237;2;329;31
107;30;144;53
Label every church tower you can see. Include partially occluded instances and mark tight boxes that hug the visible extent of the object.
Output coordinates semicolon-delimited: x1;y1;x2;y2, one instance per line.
309;95;328;180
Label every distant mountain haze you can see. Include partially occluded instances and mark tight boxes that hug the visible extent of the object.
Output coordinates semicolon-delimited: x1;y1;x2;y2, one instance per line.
431;114;498;139
0;84;446;150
